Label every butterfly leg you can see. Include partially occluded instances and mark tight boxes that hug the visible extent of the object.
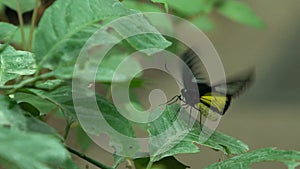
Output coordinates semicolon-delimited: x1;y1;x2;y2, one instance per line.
176;103;192;124
174;104;182;121
188;106;193;125
189;105;203;130
170;102;187;121
159;95;180;107
199;112;203;130
188;106;201;129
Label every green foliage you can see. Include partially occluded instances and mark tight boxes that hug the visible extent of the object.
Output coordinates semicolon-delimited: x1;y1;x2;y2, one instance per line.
217;0;264;28
11;25;31;45
0;44;36;85
204;148;300;169
151;0;168;12
0;95;76;169
33;0;129;71
134;156;189;169
147;104;248;163
13;92;57;115
0;0;298;169
0;22;17;41
191;16;215;31
33;0;169;80
0;0;37;13
76;125;93;152
0;127;77;169
123;0;163;12
167;0;213;16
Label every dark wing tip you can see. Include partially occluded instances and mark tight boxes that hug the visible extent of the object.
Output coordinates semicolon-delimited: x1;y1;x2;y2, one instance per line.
211;67;255;98
181;49;207;79
228;67;255;97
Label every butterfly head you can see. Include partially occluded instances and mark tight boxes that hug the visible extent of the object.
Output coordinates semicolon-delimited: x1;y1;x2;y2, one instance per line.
181;88;199;106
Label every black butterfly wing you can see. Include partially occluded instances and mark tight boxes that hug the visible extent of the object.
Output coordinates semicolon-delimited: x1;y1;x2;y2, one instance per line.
181;49;210;91
180;48;254;117
180;49;225;120
181;49;206;82
180;49;207;106
211;69;254;97
181;49;254;97
207;69;254;115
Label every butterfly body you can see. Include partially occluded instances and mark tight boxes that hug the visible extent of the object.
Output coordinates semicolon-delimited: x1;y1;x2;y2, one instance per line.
177;49;253;118
179;82;231;116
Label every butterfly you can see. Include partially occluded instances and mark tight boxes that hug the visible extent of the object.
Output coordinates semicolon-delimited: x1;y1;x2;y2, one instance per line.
168;49;254;121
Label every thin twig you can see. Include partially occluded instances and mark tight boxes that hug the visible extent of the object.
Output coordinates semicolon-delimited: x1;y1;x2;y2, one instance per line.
0;73;53;92
146;160;153;169
28;0;40;51
14;0;26;49
63;123;71;140
126;159;132;169
66;145;113;169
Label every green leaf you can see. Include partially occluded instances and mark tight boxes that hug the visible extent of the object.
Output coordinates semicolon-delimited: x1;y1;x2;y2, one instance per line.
148;105;199;162
191;16;215;30
35;79;64;90
12;92;57;115
97;54;142;82
33;0;128;68
217;0;264;28
0;3;4;11
25;86;77;123
151;0;168;12
123;0;163;12
0;22;18;41
121;0;173;36
73;53;142;83
24;85;139;157
0;0;37;13
110;13;171;55
76;125;93;152
0;127;77;169
0;95;26;130
25;115;61;137
134;156;189;169
34;0;170;78
73;87;139;157
287;161;300;169
204;148;300;169
148;104;248;162
113;154;126;169
11;25;31;46
167;0;201;15
0;94;60;136
0;44;36;86
0;95;73;168
168;0;217;16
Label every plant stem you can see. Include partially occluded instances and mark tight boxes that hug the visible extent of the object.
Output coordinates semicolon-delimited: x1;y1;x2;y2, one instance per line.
28;0;40;51
105;85;112;100
146;161;153;169
126;159;132;169
0;73;53;92
66;145;113;169
14;0;26;49
63;123;71;140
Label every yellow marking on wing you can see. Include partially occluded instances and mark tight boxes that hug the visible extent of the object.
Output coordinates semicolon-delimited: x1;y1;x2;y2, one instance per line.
198;102;219;121
200;93;228;112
